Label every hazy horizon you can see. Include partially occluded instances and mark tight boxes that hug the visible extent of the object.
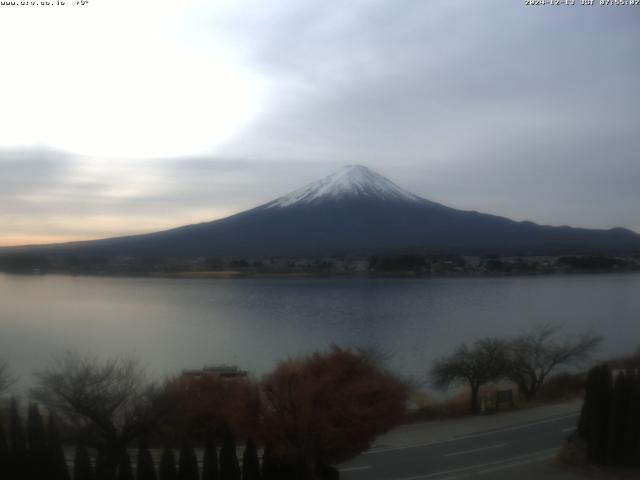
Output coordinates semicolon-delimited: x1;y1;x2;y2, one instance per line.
1;1;638;246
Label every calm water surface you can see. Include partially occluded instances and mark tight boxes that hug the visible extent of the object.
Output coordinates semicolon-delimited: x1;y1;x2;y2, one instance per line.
1;273;639;387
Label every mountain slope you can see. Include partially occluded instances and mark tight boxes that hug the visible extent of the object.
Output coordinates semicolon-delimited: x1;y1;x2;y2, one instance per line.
3;165;640;258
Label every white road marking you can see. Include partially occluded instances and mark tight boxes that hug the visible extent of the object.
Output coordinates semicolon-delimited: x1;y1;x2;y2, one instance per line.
339;465;372;472
389;448;558;480
443;442;507;457
429;475;469;480
477;453;555;475
366;412;579;455
562;426;576;433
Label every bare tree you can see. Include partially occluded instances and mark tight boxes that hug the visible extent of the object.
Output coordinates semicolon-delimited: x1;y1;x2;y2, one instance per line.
0;360;17;395
506;325;602;400
31;352;170;475
431;338;508;413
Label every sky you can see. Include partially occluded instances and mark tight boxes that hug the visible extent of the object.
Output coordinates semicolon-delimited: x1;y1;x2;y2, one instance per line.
0;0;638;246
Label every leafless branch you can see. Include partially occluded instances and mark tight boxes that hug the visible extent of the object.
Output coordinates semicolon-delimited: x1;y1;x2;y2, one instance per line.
31;351;170;471
506;324;602;400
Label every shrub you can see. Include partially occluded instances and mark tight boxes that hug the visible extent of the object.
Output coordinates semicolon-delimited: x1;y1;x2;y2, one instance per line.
262;346;407;475
577;364;640;466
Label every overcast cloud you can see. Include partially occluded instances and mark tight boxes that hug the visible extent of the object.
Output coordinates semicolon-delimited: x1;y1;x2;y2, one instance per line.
0;0;638;245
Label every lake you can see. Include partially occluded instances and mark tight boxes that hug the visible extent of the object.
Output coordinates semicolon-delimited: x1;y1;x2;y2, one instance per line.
1;272;639;390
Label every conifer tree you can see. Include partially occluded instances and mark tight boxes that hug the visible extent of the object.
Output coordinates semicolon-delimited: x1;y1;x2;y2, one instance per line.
9;398;27;480
96;448;117;480
280;460;297;480
95;450;106;480
27;403;47;454
9;398;26;455
260;445;277;480
316;463;340;480
577;364;640;467
0;422;11;480
117;451;135;480
73;444;95;480
241;439;260;480
0;421;9;458
178;436;199;480
26;403;47;480
577;366;597;441
48;412;71;480
219;426;240;480
137;438;157;480
260;444;293;480
627;369;640;466
607;371;631;464
587;364;612;464
631;368;640;466
159;445;178;480
201;430;219;480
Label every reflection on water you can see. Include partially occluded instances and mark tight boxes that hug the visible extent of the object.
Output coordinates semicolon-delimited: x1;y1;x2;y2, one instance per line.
1;273;639;387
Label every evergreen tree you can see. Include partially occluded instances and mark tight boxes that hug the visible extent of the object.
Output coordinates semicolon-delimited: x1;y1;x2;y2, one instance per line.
73;444;95;480
260;445;276;480
95;450;106;480
0;422;11;480
9;398;26;455
577;366;597;441
259;445;281;480
607;371;631;464
159;445;178;480
219;426;240;480
9;398;27;480
27;403;47;454
587;365;612;464
627;369;640;466
316;463;340;480
241;439;260;480
25;403;47;480
178;436;199;480
48;412;71;480
96;448;117;480
137;438;158;480
280;461;297;480
201;430;218;480
577;364;640;467
117;451;135;480
0;421;9;458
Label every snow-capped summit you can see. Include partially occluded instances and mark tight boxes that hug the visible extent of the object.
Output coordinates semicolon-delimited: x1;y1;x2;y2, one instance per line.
266;165;422;208
7;165;640;258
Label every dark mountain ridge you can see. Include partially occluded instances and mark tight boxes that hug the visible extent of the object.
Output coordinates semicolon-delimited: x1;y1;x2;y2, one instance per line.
2;165;639;259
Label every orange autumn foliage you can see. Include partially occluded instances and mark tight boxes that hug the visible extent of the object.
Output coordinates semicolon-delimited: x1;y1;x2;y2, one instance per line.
261;347;408;466
164;373;261;439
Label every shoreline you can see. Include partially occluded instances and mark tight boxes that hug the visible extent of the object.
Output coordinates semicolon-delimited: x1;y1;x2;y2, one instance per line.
1;268;639;281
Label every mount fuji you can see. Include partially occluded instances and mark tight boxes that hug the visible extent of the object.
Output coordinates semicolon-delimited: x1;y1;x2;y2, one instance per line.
5;165;640;258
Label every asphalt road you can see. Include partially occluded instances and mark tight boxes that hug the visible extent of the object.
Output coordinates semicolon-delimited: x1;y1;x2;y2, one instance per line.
339;412;580;480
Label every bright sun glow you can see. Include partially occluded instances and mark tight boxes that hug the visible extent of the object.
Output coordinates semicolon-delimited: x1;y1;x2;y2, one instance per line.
0;0;264;158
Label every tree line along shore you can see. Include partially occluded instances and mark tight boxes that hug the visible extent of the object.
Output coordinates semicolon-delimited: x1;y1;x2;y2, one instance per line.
1;252;639;278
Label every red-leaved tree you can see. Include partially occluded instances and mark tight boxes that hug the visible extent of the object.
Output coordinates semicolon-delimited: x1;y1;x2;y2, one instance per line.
163;373;261;440
260;347;408;478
